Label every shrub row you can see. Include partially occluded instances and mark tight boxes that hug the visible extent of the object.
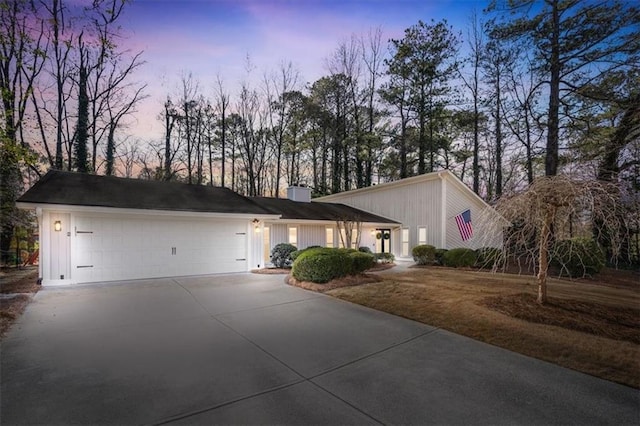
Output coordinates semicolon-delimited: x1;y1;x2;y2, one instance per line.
416;237;604;277
413;245;501;268
291;247;376;283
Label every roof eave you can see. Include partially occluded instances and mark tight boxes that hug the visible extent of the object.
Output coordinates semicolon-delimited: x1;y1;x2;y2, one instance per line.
15;202;281;220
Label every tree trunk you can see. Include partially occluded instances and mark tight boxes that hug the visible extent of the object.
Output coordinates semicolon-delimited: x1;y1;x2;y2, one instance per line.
537;209;553;304
495;69;502;197
74;51;89;173
545;0;560;177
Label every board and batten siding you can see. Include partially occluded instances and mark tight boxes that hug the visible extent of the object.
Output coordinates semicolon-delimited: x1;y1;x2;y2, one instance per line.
317;170;504;255
317;178;442;255
297;224;327;249
265;222;334;253
445;179;504;249
269;223;288;249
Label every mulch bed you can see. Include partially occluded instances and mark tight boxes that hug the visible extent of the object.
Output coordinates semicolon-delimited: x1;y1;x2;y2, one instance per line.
286;273;383;293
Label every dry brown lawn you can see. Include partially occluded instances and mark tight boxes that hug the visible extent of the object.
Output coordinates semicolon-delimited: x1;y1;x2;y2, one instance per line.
327;267;640;388
0;267;40;338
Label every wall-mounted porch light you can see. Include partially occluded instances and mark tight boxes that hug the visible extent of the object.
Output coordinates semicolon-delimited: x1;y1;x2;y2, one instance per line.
252;219;261;233
54;220;62;232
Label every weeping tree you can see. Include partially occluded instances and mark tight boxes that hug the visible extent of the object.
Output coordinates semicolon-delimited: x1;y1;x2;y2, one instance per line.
491;175;626;304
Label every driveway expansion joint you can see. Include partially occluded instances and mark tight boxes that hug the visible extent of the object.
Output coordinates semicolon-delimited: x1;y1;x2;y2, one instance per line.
308;327;441;381
153;380;307;425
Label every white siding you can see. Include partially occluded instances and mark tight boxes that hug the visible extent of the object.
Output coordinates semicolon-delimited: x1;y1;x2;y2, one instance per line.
269;223;288;249
317;177;442;256
445;180;503;249
298;225;326;248
318;171;504;253
264;223;329;254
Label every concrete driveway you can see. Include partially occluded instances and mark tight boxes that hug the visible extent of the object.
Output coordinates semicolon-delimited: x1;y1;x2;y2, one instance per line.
1;273;638;425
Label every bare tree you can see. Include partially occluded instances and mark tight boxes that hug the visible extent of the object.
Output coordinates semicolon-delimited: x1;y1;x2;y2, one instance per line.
459;10;484;194
361;27;385;186
263;61;299;196
214;74;229;187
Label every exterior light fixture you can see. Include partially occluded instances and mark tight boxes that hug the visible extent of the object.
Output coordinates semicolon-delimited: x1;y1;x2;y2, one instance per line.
252;219;261;233
54;220;62;232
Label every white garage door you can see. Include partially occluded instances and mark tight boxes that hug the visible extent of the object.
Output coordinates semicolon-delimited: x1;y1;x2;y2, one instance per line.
72;215;248;283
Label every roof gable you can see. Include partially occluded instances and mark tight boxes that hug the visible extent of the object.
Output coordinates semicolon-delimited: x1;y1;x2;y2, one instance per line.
316;170;495;211
18;170;273;215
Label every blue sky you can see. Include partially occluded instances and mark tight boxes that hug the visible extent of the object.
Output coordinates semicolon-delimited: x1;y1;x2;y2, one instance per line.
120;0;486;138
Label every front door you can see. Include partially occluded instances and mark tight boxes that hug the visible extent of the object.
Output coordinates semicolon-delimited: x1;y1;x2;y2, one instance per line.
375;229;391;253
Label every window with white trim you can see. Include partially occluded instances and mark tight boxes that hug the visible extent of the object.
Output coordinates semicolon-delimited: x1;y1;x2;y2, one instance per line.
325;228;334;248
418;227;427;246
401;228;410;257
288;226;298;247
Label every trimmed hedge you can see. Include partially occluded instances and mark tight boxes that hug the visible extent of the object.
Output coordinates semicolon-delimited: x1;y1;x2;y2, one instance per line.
475;247;504;269
412;244;436;265
551;237;605;278
271;243;297;268
442;248;477;268
291;247;376;283
292;247;351;283
434;249;448;265
358;246;372;253
290;245;321;261
350;251;376;273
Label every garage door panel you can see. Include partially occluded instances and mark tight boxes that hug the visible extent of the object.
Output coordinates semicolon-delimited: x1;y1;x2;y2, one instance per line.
72;216;249;283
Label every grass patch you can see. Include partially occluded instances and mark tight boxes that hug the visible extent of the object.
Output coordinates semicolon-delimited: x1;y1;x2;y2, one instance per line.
1;267;39;338
328;267;640;388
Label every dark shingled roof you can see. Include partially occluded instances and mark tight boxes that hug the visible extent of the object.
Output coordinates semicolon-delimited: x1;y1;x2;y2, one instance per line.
17;170;274;215
250;196;398;224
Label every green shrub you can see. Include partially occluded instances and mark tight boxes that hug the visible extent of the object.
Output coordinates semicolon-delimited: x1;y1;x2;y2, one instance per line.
290;245;321;261
349;251;376;273
358;246;372;254
475;247;504;269
292;248;352;283
270;243;297;268
412;244;436;265
374;252;395;264
442;248;477;268
336;247;357;255
434;249;448;265
551;238;605;278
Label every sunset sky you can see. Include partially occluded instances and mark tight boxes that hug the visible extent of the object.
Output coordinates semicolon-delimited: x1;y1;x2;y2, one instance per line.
119;0;485;138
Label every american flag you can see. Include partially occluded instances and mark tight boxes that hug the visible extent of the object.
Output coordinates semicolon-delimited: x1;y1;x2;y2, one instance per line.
455;209;473;241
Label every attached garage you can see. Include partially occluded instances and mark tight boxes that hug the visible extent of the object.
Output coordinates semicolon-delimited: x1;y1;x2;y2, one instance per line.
18;171;278;285
71;215;249;283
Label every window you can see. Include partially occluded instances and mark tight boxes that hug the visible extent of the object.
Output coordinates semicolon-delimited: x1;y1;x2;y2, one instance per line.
418;227;427;246
288;227;298;247
325;228;334;248
401;228;410;257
